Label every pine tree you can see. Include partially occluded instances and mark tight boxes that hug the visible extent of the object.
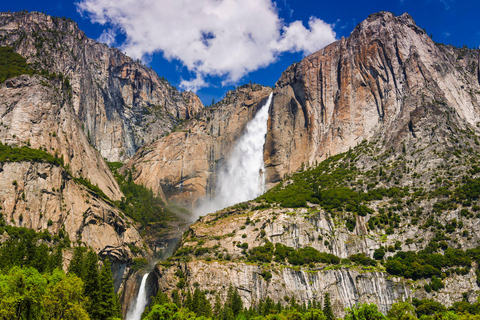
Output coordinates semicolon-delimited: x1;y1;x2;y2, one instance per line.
185;289;193;311
172;290;181;308
68;246;86;278
200;291;212;318
47;246;63;272
98;258;122;319
323;292;335;320
213;294;222;319
231;287;243;316
83;249;101;319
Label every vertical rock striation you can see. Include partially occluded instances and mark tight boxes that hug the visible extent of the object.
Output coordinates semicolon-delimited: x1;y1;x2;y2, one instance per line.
0;11;203;162
124;85;272;210
265;12;480;184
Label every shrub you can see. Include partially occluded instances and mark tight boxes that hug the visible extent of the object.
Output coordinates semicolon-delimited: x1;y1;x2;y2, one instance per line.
131;258;148;271
349;253;376;266
373;247;385;260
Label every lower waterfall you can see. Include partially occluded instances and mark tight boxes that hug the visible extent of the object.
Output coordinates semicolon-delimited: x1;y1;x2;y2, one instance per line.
126;273;149;320
196;92;273;216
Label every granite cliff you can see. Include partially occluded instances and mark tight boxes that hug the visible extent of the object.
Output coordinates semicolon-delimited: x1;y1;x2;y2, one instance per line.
148;12;480;316
0;11;203;162
125;84;272;210
0;10;205;313
265;11;480;184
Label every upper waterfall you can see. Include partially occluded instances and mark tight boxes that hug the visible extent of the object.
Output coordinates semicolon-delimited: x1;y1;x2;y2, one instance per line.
196;93;273;215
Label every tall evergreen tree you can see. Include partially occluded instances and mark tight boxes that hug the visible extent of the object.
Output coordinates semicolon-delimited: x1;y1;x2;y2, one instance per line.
184;290;193;311
192;288;201;314
98;258;122;320
214;293;222;319
171;290;181;308
83;249;101;319
47;246;63;272
231;287;243;316
68;246;86;279
323;292;335;320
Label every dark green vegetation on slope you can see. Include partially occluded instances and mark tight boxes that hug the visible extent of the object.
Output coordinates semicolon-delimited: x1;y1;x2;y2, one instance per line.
107;162;183;228
0;45;69;84
0;46;35;83
0;214;121;319
0;141;64;166
0;141;186;236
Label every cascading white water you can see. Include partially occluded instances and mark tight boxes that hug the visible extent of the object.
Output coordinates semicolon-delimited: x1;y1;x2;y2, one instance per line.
196;93;273;215
126;273;149;320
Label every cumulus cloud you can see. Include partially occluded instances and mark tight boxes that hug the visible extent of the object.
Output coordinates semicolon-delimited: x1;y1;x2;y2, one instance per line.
98;28;116;46
76;0;336;91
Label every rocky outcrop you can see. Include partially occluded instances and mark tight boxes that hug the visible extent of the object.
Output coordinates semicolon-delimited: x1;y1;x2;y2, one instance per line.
152;190;480;316
148;12;480;315
0;74;147;262
125;84;272;210
265;12;480;184
0;161;144;259
152;260;411;317
0;75;121;200
0;11;203;162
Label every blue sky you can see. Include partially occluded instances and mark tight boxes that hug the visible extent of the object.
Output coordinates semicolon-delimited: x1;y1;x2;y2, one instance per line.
3;0;480;105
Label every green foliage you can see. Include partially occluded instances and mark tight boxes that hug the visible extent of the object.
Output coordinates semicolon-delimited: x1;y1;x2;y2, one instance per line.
131;257;149;271
98;258;122;319
324;293;335;320
73;176;110;201
387;302;416;320
83;249;101;319
345;303;387;320
0;46;35;83
413;299;447;316
260;270;272;281
108;164;182;229
373;247;386;260
247;242;274;263
430;276;445;291
0;142;64;166
0;221;63;272
0;266;89;320
385;246;475;280
349;253;377;267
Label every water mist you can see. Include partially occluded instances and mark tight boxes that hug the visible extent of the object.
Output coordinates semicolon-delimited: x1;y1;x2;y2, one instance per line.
195;93;272;216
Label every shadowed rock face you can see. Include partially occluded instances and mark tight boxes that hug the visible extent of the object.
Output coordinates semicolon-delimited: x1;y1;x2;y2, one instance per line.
124;84;272;210
0;11;203;162
265;12;480;185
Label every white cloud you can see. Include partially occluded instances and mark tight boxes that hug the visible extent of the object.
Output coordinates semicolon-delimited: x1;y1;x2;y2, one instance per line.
76;0;336;91
97;28;116;46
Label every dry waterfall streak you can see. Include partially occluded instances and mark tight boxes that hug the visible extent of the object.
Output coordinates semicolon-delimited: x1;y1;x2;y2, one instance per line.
197;93;273;215
127;273;149;320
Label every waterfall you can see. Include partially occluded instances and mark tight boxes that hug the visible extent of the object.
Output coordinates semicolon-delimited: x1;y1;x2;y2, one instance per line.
196;93;272;215
126;273;149;320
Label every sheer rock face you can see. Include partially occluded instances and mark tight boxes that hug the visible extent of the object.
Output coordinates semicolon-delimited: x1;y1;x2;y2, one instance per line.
265;12;480;184
0;11;203;162
152;204;480;316
149;12;480;315
0;161;143;260
0;75;146;264
0;75;121;200
125;85;272;210
152;261;410;316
